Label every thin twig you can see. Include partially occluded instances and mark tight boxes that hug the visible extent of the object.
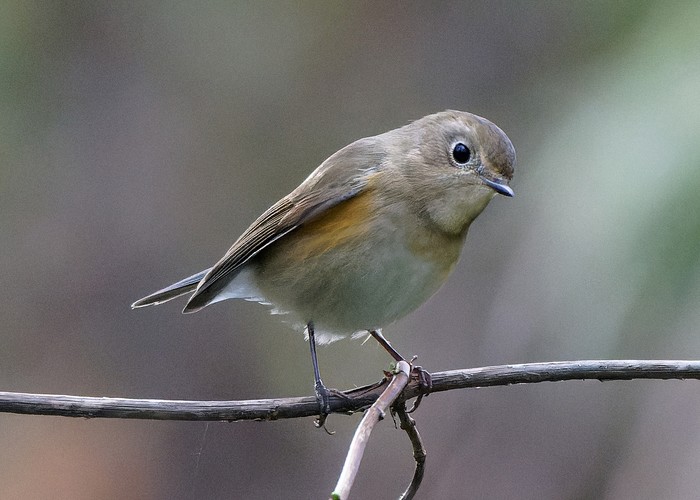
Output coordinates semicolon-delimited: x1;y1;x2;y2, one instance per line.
1;360;700;420
2;360;700;500
394;402;426;500
331;360;411;500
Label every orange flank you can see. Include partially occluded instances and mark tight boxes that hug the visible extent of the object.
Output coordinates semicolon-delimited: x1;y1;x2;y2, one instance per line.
290;188;377;259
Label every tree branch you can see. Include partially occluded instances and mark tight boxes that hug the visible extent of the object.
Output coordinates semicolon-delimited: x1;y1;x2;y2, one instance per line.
331;360;410;500
1;360;699;420
3;359;700;500
394;402;426;500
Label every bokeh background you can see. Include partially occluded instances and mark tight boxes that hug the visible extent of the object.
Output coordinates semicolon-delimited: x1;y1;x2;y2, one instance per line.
2;1;700;498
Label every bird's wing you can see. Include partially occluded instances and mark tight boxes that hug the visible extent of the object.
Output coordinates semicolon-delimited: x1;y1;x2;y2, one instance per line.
183;137;385;312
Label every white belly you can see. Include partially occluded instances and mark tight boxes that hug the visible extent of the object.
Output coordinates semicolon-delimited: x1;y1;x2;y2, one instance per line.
241;224;463;342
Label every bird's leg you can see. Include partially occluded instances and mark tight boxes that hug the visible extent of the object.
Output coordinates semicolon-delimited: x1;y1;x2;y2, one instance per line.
307;321;332;428
368;329;432;411
368;329;403;362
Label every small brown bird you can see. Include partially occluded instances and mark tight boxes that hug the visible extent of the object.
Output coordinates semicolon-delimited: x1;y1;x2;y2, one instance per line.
133;110;515;421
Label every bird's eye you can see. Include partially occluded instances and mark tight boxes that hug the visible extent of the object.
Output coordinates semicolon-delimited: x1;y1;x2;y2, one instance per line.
452;143;471;164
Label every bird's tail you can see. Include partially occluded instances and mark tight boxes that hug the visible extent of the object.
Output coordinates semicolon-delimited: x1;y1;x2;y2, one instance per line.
131;269;210;309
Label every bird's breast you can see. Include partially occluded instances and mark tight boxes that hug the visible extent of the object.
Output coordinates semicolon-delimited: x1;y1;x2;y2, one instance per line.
252;191;465;337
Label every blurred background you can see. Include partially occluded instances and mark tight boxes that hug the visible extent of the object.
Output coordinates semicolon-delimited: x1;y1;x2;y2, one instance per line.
1;1;700;498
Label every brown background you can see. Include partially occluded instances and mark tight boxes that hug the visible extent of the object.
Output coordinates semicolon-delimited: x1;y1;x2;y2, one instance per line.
2;1;700;498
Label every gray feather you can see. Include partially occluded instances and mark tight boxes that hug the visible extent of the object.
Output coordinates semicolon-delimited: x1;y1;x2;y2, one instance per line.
131;269;210;308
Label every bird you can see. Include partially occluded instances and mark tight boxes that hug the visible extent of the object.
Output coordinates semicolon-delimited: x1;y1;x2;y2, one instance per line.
132;110;515;423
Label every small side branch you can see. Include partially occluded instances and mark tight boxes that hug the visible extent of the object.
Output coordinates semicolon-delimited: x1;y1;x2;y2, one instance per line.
1;360;699;421
394;403;426;500
331;360;410;500
2;360;699;499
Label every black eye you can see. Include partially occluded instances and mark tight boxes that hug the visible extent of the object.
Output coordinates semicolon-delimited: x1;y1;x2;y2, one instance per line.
452;143;471;164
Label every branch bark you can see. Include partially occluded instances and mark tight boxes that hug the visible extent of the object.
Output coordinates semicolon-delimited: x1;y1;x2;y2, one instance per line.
331;360;410;500
3;359;700;499
395;402;426;500
0;360;698;420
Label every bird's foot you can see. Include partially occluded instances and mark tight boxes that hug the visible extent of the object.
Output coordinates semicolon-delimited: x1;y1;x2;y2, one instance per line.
406;356;432;414
313;379;351;433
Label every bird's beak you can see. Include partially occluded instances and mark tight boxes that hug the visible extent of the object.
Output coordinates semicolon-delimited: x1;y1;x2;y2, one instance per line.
480;175;514;197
